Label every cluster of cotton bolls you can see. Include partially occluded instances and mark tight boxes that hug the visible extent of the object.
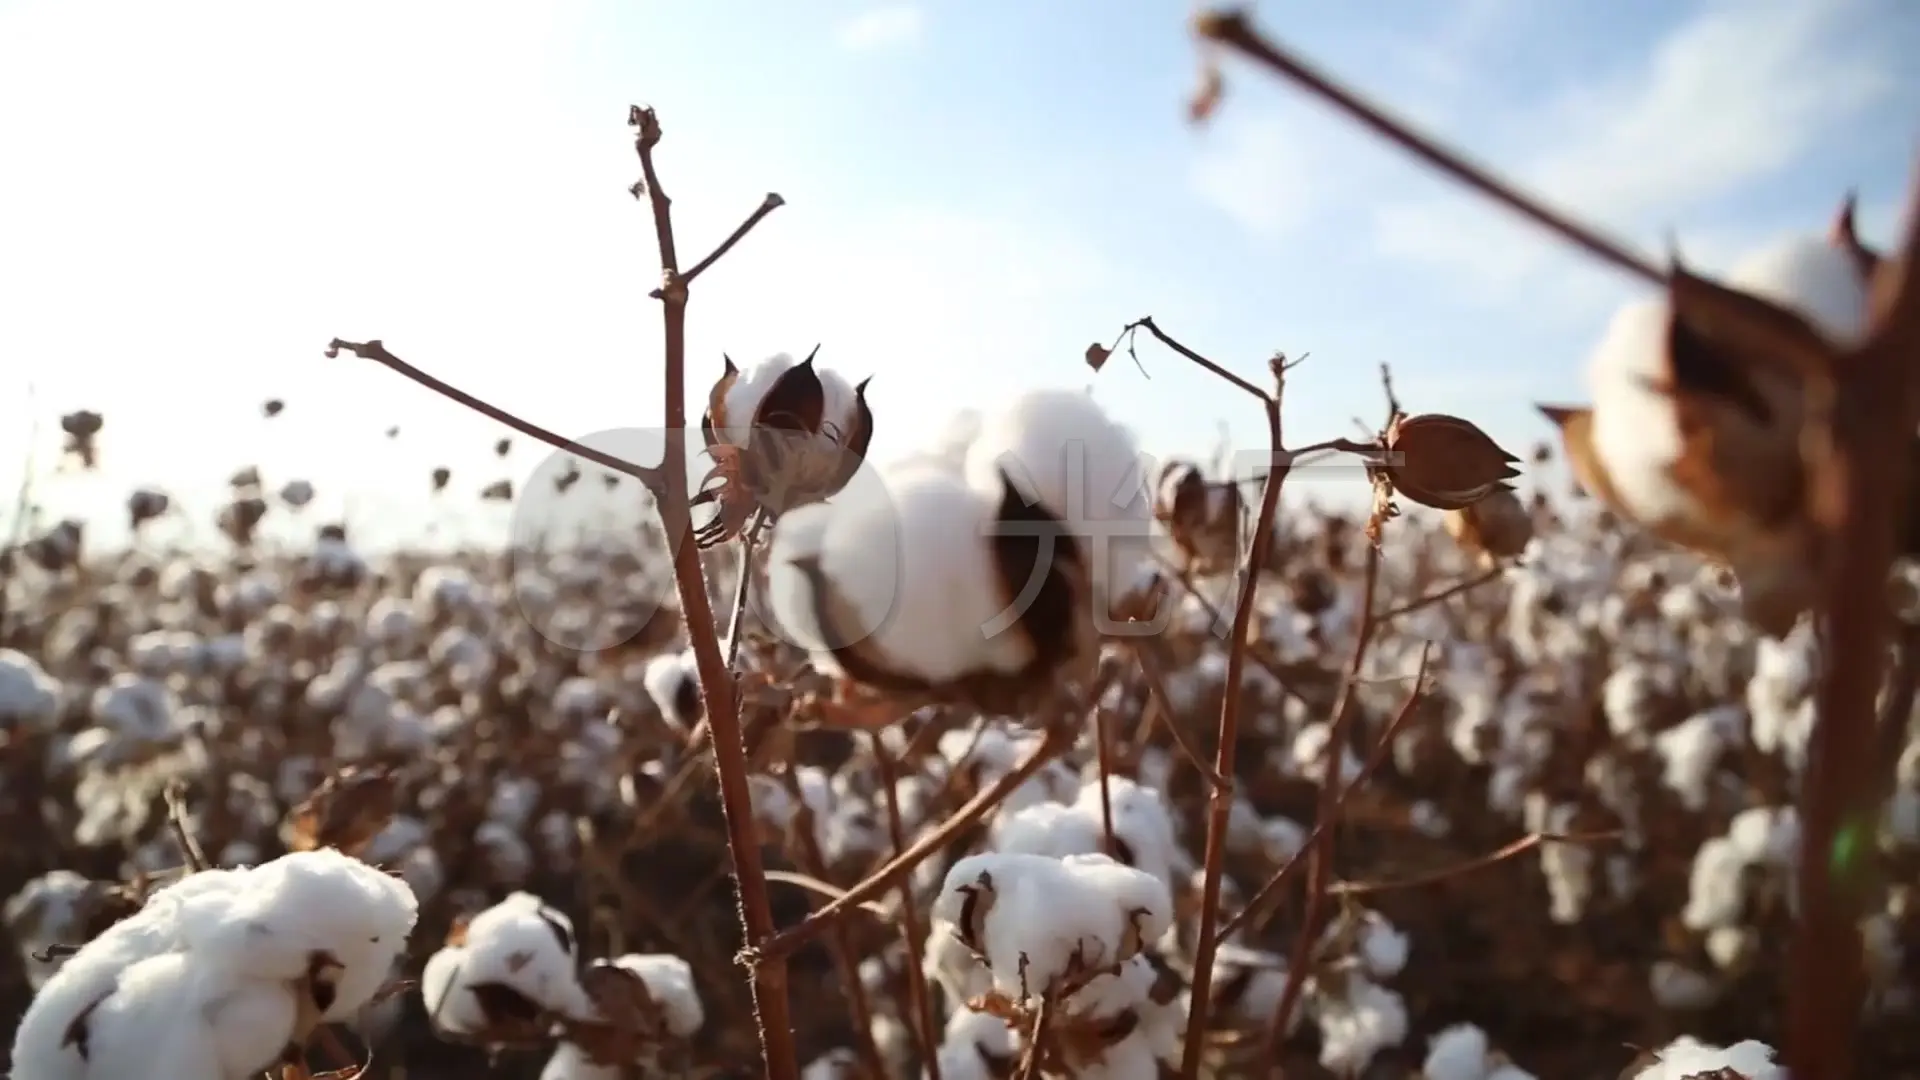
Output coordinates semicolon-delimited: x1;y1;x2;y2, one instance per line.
9;352;1920;1078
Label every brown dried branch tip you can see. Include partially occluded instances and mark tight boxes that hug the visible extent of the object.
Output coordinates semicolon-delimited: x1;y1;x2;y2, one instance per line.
283;766;399;859
693;349;876;547
59;410;102;470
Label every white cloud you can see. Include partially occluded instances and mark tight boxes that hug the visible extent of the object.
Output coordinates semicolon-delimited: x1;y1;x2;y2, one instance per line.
1371;0;1896;301
834;5;924;53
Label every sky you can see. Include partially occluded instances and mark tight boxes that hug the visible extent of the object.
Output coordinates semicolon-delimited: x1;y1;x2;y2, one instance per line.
0;0;1915;550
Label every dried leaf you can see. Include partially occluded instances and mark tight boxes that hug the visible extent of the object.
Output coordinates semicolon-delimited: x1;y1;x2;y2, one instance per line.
1085;342;1111;372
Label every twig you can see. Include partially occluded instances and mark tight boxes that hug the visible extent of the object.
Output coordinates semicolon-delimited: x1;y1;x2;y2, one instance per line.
1215;643;1432;945
871;731;944;1080
1106;320;1289;1080
1330;829;1623;896
1191;7;1663;288
1264;540;1383;1056
757;716;1074;962
628;103;798;1080
1130;639;1235;789
164;780;209;872
1373;565;1504;624
324;339;666;494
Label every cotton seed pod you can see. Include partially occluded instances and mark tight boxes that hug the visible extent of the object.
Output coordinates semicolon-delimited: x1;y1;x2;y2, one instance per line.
1382;413;1521;511
766;463;1095;719
1442;483;1532;569
695;349;875;547
1153;458;1243;575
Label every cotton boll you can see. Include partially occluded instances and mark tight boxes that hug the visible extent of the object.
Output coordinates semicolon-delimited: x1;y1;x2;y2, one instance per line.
642;650;702;727
11;868;249;1074
932;852;1173;1002
424;893;587;1036
768;464;1036;684
185;848;418;1020
601;953;704;1038
1423;1022;1491;1080
1630;1036;1785;1080
964;388;1153;617
1311;976;1408;1075
541;1040;620;1080
931;1007;1019;1080
75;953;303;1080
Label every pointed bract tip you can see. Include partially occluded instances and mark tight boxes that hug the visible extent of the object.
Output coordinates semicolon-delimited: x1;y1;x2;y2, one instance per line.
855;375;873;394
1832;189;1861;243
723;353;738;375
801;344;822;368
1535;403;1581;427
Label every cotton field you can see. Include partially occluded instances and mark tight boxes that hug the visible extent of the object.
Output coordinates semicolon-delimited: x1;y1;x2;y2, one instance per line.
4;14;1918;1079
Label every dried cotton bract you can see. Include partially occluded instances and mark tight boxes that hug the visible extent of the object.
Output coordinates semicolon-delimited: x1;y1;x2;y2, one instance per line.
1153;458;1245;575
767;461;1092;719
1539;206;1895;637
696;349;875;547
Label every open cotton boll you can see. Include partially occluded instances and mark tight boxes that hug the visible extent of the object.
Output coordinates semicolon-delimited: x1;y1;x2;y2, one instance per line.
933;852;1173;1002
423;893;587;1034
715;353;804;448
768;464;1034;684
1630;1036;1785;1080
964;389;1152;616
1310;976;1408;1075
10;867;251;1074
930;1007;1019;1080
600;953;704;1038
1725;233;1871;346
1424;1022;1491;1080
642;649;702;727
74;952;305;1080
184;848;418;1020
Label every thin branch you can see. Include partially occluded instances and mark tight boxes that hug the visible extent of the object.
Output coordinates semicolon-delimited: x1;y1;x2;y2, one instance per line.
1374;565;1504;624
1131;328;1287;1080
757;716;1075;963
164;780;209;872
1330;829;1622;897
674;194;787;291
324;338;666;494
1192;7;1663;288
628;103;799;1080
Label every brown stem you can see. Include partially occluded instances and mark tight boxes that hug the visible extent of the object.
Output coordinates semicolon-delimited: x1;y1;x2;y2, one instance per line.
871;731;944;1080
324;339;666;494
1263;539;1382;1058
1192;7;1663;288
628;103;798;1080
1116;329;1290;1080
1787;166;1920;1080
164;780;209;872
